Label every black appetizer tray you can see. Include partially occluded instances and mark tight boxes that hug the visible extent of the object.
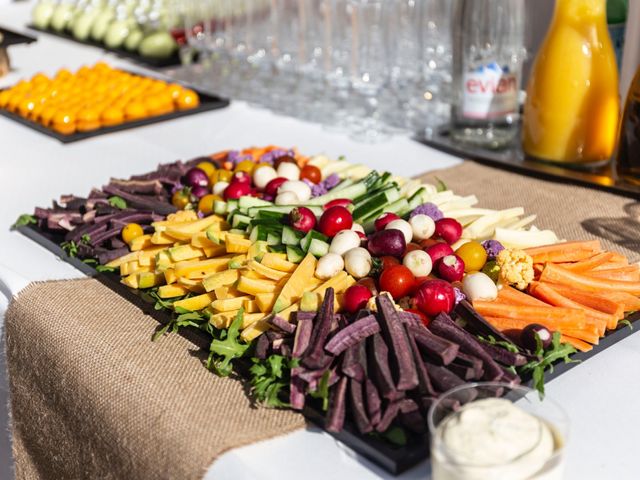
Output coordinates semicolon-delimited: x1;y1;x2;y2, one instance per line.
27;24;181;68
417;130;640;201
0;26;37;48
17;221;640;475
0;84;229;143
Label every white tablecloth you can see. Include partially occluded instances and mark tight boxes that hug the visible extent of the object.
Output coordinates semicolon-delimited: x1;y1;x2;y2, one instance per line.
0;2;639;479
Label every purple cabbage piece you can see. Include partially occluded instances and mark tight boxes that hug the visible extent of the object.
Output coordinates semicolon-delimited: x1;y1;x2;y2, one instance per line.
259;149;293;165
375;294;418;391
269;315;297;334
341;341;367;382
302;289;335;369
429;313;504;381
408;324;460;366
364;379;382;428
407;332;436;397
324;314;379;356
289;370;306;410
454;287;466;305
311;173;341;198
482;239;505;259
367;333;402;401
376;402;401;433
409;202;443;221
326;376;348;433
349;378;373;434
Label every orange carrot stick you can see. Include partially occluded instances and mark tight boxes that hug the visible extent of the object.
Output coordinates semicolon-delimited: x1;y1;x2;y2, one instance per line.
540;283;625;320
561;335;593;352
606;292;640;312
540;263;640;296
529;282;615;331
563;328;599;345
473;301;586;330
497;285;550;307
586;266;640;282
558;252;614;272
525;240;602;264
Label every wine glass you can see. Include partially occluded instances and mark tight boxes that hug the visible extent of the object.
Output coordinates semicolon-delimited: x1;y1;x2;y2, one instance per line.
348;0;391;143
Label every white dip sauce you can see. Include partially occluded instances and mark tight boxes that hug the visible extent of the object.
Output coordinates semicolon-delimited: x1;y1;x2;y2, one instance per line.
432;398;564;480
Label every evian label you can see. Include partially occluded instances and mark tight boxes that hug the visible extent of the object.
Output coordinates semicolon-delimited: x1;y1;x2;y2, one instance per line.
462;63;518;119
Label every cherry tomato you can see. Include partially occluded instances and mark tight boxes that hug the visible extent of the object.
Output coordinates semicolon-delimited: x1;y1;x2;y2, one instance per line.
122;223;144;244
378;265;416;300
235;159;256;173
380;256;400;270
300;164;322;184
198;194;222;215
172;190;191;209
196;161;216;177
405;308;430;327
455;241;488;272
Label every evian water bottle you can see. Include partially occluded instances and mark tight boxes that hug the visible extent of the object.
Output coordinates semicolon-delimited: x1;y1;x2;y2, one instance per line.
450;0;525;149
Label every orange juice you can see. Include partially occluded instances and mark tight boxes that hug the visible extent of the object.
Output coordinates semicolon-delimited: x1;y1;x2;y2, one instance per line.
522;0;620;165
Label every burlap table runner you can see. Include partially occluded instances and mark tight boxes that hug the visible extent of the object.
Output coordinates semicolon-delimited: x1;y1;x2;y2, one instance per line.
5;161;639;480
5;279;306;480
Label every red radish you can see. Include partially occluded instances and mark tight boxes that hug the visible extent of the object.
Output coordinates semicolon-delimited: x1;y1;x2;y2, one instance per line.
412;279;455;317
434;218;463;244
343;285;373;313
375;212;401;231
231;171;251;185
425;242;454;266
289;207;317;233
264;177;288;197
318;206;353;237
324;198;353;210
437;254;465;282
224;182;251;200
355;230;367;241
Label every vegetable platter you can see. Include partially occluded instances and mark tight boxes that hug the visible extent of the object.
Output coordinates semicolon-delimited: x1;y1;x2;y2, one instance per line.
0;62;229;143
15;145;640;474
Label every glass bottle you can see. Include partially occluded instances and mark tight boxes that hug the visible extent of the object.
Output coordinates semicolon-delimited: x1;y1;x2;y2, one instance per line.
450;0;526;149
607;0;628;70
522;0;620;166
616;66;640;185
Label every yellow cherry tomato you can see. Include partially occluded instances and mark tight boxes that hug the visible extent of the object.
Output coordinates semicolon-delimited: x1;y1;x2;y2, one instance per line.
235;159;256;174
198;194;222;215
197;161;217;177
122;223;144;244
172;190;191;209
216;169;233;182
455;241;488;272
176;89;199;110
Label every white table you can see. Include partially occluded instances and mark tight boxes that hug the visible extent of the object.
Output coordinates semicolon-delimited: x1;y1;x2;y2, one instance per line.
0;2;639;479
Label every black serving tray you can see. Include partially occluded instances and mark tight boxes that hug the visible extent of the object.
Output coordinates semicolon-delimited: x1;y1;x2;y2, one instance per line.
28;24;181;68
0;83;228;143
16;222;640;475
0;26;37;48
417;129;640;201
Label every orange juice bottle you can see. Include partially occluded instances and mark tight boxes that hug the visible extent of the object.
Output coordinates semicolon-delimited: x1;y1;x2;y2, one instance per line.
522;0;620;165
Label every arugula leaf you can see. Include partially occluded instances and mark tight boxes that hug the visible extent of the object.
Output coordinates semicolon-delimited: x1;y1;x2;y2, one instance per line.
619;319;633;330
382;427;407;446
520;332;577;396
82;258;98;265
434;177;448;192
249;355;298;408
309;370;331;411
207;309;249;377
81;234;91;244
11;214;36;230
95;264;118;273
108;196;128;209
60;240;79;258
479;335;519;353
152;322;173;342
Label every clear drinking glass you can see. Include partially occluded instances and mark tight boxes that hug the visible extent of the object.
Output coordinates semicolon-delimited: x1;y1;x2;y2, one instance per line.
348;0;391;143
428;383;569;480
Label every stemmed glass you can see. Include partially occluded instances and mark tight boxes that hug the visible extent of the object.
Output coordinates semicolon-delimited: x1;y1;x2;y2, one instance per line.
348;0;391;143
